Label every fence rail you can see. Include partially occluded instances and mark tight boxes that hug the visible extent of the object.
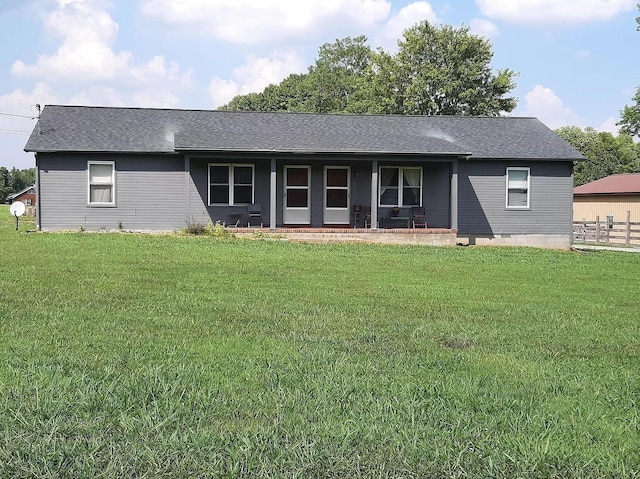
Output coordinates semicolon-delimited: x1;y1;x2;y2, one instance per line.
573;212;640;246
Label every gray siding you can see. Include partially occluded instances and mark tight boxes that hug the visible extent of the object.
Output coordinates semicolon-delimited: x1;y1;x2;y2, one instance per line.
187;158;453;227
187;157;272;227
424;162;451;229
458;161;573;235
37;153;186;231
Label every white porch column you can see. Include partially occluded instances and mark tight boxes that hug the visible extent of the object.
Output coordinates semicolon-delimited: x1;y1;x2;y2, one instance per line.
270;158;277;230
450;159;458;230
371;160;378;230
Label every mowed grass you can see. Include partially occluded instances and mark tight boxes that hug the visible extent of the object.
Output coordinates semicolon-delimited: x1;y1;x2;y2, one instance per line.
0;206;639;478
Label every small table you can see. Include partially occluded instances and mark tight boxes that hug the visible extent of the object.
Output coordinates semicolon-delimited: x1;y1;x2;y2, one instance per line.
382;216;410;228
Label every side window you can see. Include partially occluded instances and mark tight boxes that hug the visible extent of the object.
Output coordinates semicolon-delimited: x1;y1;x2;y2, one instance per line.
506;167;530;209
88;161;115;205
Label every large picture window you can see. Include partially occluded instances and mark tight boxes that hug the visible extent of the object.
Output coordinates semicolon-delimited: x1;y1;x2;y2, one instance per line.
379;166;422;207
208;164;254;206
506;167;530;209
88;161;115;206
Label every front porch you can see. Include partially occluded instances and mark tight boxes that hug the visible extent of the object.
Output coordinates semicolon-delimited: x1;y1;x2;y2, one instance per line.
229;226;459;246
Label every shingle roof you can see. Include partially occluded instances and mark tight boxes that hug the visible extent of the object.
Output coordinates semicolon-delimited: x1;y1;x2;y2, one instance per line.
24;105;585;160
574;174;640;195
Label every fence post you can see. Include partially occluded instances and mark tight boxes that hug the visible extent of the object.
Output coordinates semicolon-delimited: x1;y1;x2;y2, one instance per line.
595;215;600;244
626;210;631;246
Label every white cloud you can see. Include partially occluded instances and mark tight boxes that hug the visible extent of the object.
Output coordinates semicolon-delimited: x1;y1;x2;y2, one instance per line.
0;82;57;113
208;79;240;109
209;52;307;107
141;0;392;44
378;2;439;50
521;84;583;129
597;117;620;135
10;0;191;108
469;18;500;39
0;82;58;169
476;0;635;24
12;0;131;80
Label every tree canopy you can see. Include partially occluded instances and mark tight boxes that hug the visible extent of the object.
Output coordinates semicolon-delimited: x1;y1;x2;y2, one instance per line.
555;126;640;186
220;21;518;116
617;5;640;136
0;167;35;204
618;86;640;137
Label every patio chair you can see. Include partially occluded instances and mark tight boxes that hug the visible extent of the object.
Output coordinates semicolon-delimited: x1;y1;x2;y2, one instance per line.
363;206;372;228
411;206;427;228
247;203;263;227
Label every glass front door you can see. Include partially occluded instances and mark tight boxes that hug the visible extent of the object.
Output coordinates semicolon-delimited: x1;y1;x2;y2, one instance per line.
283;166;310;224
323;167;350;224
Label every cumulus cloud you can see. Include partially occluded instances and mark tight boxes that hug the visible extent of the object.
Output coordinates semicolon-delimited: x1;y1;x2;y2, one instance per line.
0;82;58;169
521;85;583;129
141;0;392;44
476;0;635;24
12;0;131;80
209;52;307;107
469;18;500;39
10;0;191;108
377;1;439;50
597;117;620;135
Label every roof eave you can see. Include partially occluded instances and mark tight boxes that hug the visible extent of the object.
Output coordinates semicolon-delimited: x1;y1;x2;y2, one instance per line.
174;147;472;157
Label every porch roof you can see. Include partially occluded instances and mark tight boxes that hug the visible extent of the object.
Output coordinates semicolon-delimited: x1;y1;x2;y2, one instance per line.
25;105;585;161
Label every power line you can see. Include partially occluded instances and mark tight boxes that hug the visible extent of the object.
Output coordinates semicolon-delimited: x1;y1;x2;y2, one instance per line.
0;111;36;119
0;128;31;136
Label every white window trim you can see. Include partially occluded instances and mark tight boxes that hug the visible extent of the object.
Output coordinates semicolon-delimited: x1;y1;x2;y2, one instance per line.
208;163;255;206
87;160;115;206
505;167;530;210
378;166;423;207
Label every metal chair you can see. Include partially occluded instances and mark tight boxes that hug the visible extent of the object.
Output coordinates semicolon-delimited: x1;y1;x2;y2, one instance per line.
247;204;263;227
363;206;372;228
411;206;427;228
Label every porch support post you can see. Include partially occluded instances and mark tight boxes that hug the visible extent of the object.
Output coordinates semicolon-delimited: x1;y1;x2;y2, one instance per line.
371;159;378;230
270;158;277;230
450;159;459;230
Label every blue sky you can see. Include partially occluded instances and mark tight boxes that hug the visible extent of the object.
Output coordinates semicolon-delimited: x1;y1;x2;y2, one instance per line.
1;0;638;170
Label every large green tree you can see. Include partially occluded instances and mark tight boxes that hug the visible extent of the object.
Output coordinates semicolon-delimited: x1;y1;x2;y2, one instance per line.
617;4;640;136
0;167;10;204
556;126;640;186
0;167;35;203
390;22;517;115
220;22;517;116
618;86;640;137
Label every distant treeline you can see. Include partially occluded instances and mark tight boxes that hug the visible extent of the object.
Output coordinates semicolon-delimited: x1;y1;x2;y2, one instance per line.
1;167;35;203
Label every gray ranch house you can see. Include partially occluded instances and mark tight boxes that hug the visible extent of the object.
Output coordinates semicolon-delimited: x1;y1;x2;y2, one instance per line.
24;105;584;247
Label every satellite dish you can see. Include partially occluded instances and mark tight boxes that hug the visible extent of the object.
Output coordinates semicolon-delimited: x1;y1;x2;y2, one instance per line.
10;201;26;217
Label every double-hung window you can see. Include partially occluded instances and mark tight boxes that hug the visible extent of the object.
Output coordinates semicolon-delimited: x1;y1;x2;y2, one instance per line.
208;164;254;205
506;167;530;209
88;161;115;206
379;166;422;207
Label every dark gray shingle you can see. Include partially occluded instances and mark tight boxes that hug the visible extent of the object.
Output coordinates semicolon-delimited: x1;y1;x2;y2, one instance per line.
24;105;585;160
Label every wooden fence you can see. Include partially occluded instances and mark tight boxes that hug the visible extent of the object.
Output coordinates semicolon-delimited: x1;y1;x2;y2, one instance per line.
573;212;640;246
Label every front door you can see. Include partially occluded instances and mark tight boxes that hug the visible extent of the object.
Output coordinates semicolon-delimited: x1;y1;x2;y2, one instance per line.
323;166;350;225
283;166;310;224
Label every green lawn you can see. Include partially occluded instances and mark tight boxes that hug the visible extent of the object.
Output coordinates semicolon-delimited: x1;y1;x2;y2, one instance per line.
0;205;639;478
